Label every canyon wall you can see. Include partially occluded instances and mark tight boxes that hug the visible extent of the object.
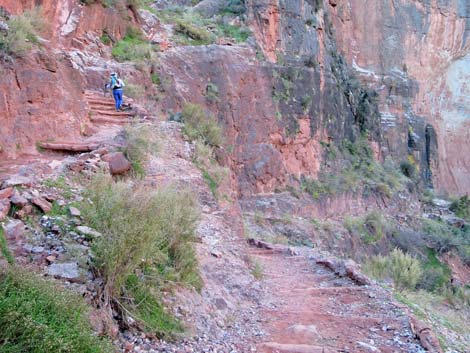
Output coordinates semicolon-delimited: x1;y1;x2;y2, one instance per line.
1;0;470;196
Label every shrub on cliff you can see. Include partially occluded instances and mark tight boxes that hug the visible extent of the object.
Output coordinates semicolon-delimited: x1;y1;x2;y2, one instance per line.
344;211;387;244
81;175;201;336
112;27;153;62
0;8;45;57
0;267;112;353
181;103;223;147
123;122;159;177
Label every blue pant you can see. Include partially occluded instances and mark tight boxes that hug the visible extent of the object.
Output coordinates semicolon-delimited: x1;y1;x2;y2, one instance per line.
113;89;123;110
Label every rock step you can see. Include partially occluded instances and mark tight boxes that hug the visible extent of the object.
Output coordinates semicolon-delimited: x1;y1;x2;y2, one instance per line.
88;100;115;107
90;116;130;125
91;109;134;117
38;142;100;152
259;342;328;353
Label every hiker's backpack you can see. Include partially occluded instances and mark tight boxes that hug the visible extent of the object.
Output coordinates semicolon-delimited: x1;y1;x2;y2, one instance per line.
112;77;125;89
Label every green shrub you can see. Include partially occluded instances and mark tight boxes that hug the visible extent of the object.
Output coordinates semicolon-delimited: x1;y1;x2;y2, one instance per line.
0;227;14;264
344;211;386;244
112;27;153;62
0;268;112;353
123;123;158;177
174;18;213;44
301;139;407;199
81;176;201;336
193;140;228;198
181;103;223;147
450;195;470;221
0;8;45;56
216;24;250;42
364;248;422;290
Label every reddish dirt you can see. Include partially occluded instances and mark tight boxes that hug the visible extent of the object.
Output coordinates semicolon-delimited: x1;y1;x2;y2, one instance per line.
249;248;426;353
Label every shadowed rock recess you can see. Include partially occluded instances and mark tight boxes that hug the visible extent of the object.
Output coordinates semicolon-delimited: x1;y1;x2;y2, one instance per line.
0;0;469;352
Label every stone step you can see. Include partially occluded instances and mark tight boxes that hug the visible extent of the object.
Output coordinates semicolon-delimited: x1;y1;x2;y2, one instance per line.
259;342;328;353
88;100;115;107
38;142;100;152
91;109;134;117
90;116;130;125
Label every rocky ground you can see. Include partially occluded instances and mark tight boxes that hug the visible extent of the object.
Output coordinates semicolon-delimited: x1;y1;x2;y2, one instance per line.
0;109;446;352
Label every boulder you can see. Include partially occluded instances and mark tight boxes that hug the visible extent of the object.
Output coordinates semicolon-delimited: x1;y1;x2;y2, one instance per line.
102;152;132;175
76;226;102;238
32;197;52;213
1;176;33;189
0;187;13;200
47;262;80;281
10;193;28;207
2;219;25;240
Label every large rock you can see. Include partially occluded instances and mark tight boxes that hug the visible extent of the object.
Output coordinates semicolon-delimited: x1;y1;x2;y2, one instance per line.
1;176;32;189
2;219;25;240
47;262;80;281
76;226;102;238
0;187;13;200
102;152;132;175
32;197;52;213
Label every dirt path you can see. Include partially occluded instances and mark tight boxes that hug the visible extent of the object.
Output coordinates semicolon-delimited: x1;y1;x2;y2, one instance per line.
249;247;426;353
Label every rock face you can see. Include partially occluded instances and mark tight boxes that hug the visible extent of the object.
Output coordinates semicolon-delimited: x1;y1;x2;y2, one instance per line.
328;0;470;194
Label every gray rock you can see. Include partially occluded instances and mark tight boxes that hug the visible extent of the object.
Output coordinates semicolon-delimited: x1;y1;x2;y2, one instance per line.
47;262;80;280
2;219;25;240
432;198;451;209
69;206;81;217
76;226;102;238
1;176;33;189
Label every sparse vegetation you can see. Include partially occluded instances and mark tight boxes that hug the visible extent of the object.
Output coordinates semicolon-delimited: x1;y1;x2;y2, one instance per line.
363;248;422;291
174;18;213;45
0;268;112;353
0;227;14;265
302;138;408;199
0;8;45;57
250;258;264;280
112;27;153;62
123;123;159;177
193;140;228;198
449;195;470;221
181;103;223;147
344;211;387;244
81;175;201;337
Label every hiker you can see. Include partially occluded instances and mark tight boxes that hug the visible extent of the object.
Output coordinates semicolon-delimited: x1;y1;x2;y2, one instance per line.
108;72;125;111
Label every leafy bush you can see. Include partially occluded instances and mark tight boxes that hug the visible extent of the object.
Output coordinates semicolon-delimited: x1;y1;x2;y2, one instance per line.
123;123;158;177
344;211;386;244
181;103;223;147
193;140;227;197
174;18;213;44
417;248;452;292
302;138;407;199
363;248;422;290
0;8;45;56
216;24;250;42
112;27;153;62
0;268;112;353
450;195;470;221
81;176;201;336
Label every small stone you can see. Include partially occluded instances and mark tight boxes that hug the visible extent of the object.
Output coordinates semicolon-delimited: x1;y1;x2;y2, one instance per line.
69;206;81;217
211;250;222;258
32;197;52;213
15;204;33;219
0;199;10;221
47;262;80;280
31;246;45;254
46;255;57;263
124;342;134;352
